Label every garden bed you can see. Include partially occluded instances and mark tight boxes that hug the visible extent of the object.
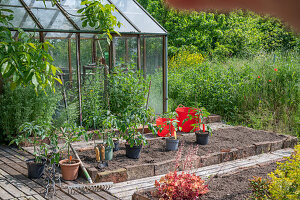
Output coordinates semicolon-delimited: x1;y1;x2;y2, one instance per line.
77;126;297;183
133;160;280;200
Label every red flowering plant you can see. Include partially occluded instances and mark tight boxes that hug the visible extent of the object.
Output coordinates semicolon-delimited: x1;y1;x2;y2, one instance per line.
154;171;209;199
154;145;209;199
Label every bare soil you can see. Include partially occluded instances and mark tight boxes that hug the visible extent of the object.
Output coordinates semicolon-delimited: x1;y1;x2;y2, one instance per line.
77;127;285;172
200;162;278;200
143;161;279;200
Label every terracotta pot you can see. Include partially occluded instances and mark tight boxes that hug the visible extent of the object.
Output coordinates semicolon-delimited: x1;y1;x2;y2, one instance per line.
59;159;80;181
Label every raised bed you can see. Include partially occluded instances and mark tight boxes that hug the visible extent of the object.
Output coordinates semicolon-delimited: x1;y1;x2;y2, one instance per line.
77;126;298;183
132;160;281;200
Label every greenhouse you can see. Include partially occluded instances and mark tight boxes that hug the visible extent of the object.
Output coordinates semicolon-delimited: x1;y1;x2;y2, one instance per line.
0;0;168;124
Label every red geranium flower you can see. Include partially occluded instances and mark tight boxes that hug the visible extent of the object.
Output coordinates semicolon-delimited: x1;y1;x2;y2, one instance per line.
258;76;261;79
269;80;272;82
274;68;278;71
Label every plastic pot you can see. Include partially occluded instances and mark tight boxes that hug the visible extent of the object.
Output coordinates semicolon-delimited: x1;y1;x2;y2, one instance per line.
195;131;209;145
125;144;142;159
59;159;80;181
113;140;119;152
26;159;45;179
166;138;179;151
105;146;113;160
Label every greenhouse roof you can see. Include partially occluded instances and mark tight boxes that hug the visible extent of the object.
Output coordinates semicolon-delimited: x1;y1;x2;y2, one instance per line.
0;0;167;36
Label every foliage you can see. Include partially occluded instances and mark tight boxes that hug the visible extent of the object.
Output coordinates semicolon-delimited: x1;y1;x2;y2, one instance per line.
120;107;148;147
268;144;300;199
78;0;121;41
0;85;60;143
184;107;211;133
154;171;209;199
137;0;299;58
0;9;62;93
168;51;300;136
10;120;60;164
248;145;300;200
169;48;205;69
249;176;271;200
59;123;88;161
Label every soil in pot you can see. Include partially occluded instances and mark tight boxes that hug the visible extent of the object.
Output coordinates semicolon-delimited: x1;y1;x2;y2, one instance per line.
26;158;46;179
195;131;209;145
125;144;142;159
105;146;113;160
166;138;179;151
113;140;119;152
59;159;81;181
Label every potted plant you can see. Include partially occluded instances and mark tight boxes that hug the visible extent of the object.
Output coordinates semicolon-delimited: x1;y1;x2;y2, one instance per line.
59;123;87;181
151;112;181;151
120;108;148;159
100;112;117;160
184;107;212;145
11;120;55;179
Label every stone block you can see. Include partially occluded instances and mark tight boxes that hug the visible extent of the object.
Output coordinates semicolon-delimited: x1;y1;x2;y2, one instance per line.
230;148;243;160
255;142;272;155
200;152;220;167
241;145;256;158
207;115;221;123
154;159;176;175
126;164;155;180
270;140;284;151
95;168;127;183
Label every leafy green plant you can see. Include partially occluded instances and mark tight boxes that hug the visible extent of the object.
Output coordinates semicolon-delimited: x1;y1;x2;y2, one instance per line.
0;85;60;143
268;144;300;199
249;176;271;200
120;108;148;147
248;145;300;200
0;26;62;93
10;120;51;163
78;0;121;41
59;123;88;163
184;107;212;134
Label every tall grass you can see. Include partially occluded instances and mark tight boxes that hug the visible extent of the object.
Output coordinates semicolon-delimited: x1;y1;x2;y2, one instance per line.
168;51;300;136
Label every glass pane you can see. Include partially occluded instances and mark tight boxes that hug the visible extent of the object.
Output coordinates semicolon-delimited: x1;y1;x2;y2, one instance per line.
0;6;37;28
0;0;22;6
61;0;138;33
45;32;72;39
114;37;137;67
111;0;165;33
144;36;163;114
29;8;75;30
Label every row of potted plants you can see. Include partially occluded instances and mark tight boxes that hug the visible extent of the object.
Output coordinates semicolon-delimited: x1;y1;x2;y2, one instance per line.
151;105;213;151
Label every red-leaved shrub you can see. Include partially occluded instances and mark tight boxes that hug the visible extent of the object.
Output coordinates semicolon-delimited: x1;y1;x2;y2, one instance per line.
154;171;209;199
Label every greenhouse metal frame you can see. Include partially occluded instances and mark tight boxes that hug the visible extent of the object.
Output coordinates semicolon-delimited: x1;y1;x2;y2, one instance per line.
1;0;168;124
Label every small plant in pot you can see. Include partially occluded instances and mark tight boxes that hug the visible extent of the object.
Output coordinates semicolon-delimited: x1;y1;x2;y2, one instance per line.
11;120;52;179
151;112;182;151
59;123;87;181
101;112;117;160
120;108;148;159
185;107;212;145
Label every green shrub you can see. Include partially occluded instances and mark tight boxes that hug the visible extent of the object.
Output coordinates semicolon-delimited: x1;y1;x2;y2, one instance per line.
249;145;300;200
168;51;300;135
0;85;60;143
81;64;150;129
138;0;299;59
268;144;300;199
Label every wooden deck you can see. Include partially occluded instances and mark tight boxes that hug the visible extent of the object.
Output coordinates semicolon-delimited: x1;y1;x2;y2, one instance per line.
0;145;119;200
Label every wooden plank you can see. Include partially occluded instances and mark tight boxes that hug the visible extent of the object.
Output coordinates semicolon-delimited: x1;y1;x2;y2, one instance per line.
0;150;71;200
0;168;37;196
0;148;96;200
0;186;14;200
0;162;45;195
0;173;26;198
